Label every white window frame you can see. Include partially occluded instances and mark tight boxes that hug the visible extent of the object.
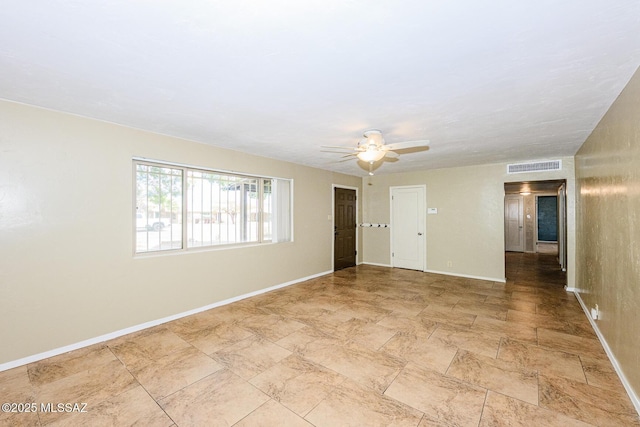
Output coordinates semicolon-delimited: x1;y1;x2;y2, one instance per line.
133;158;293;255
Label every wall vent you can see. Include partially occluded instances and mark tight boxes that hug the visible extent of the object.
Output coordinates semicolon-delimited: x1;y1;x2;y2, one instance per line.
507;160;561;174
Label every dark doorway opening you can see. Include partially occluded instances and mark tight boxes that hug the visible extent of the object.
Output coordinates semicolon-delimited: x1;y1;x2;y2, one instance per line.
537;195;558;242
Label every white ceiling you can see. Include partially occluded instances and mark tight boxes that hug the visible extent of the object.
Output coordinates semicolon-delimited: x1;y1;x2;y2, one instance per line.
1;1;639;176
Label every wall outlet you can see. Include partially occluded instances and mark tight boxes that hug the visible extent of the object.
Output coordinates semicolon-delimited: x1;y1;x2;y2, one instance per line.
446;261;453;267
590;304;599;320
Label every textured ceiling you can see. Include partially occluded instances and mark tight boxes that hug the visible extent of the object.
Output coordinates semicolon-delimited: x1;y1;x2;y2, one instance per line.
1;1;639;176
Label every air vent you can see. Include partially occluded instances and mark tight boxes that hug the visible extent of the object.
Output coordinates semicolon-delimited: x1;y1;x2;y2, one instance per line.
507;160;561;174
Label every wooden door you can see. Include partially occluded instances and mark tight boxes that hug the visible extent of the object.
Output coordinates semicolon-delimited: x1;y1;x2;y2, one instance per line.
334;188;356;271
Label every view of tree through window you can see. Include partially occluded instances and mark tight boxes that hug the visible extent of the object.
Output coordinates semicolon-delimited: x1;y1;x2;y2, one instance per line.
135;161;290;254
136;164;183;252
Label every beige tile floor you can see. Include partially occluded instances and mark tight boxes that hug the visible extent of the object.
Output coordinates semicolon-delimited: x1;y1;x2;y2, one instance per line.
2;252;639;426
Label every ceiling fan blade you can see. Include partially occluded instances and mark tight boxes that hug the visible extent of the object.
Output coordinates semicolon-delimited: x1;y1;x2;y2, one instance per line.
337;157;357;163
321;145;355;150
320;150;358;156
386;140;430;151
383;151;399;159
341;153;358;158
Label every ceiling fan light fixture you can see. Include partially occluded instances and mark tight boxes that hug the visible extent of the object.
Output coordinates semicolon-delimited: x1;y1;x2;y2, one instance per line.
321;129;429;174
357;148;385;163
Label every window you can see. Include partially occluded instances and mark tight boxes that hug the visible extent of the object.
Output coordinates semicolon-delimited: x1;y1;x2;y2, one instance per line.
135;164;183;252
135;160;292;254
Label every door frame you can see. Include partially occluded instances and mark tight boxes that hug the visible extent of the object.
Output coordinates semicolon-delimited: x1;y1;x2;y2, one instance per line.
558;182;567;271
390;185;427;271
503;179;568;277
332;184;359;271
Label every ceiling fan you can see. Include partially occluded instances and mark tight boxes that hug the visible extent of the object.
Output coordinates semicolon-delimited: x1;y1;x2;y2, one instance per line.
323;129;430;175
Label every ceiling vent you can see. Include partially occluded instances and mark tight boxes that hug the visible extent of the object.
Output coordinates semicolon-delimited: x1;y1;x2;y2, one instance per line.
507;160;561;174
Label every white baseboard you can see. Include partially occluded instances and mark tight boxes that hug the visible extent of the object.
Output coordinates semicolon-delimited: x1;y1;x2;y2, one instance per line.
574;291;640;415
359;263;505;283
424;269;506;283
0;270;332;373
360;262;393;268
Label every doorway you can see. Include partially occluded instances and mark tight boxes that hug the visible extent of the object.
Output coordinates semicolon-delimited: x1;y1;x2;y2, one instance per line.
503;179;567;272
535;195;558;254
390;185;426;271
334;187;357;271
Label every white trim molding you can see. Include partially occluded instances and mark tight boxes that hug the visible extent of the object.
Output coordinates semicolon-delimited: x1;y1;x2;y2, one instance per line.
574;292;640;415
0;270;332;373
425;269;507;283
361;262;393;268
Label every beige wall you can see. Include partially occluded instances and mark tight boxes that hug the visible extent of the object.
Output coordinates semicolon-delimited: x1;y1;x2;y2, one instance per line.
0;100;361;364
362;159;576;284
575;67;640;397
523;194;536;253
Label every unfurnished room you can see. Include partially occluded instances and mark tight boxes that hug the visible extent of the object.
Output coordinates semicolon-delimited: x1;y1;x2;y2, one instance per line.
1;1;639;426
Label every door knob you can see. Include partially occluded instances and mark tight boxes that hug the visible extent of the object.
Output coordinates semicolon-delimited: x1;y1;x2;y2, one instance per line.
418;232;423;236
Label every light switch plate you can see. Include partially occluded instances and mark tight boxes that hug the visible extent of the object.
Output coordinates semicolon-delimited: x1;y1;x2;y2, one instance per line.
427;208;438;214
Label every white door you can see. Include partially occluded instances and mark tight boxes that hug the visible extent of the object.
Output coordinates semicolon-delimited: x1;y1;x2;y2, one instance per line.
505;195;524;252
391;186;425;270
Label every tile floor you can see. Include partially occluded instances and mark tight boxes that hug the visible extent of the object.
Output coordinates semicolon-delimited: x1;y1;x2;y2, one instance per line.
1;252;639;426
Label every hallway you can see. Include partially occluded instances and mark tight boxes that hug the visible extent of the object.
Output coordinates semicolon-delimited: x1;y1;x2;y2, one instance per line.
505;249;566;288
